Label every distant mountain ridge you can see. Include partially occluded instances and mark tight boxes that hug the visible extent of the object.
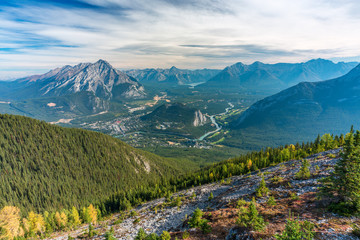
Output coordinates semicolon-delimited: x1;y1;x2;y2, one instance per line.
226;63;360;148
125;66;220;85
2;59;145;101
198;59;358;93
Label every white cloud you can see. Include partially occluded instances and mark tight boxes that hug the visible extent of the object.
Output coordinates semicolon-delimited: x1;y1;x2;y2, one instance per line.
1;0;360;79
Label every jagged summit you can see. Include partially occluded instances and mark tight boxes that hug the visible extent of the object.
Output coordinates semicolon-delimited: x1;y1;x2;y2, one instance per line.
8;60;146;100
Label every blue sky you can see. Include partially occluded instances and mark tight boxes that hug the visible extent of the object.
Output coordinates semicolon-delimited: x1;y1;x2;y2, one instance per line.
1;0;360;79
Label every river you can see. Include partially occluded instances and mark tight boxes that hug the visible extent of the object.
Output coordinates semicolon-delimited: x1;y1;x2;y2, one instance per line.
198;102;234;141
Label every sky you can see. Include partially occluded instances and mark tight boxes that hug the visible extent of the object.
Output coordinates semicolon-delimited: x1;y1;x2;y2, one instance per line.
1;0;360;79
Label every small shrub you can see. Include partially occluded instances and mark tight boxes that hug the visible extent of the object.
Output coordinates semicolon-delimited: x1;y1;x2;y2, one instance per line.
188;208;212;234
327;153;336;158
274;213;315;240
226;178;232;185
135;228;147;240
267;196;276;206
236;198;248;208
147;233;159;240
256;177;269;197
208;192;214;201
352;224;360;237
315;165;320;174
182;230;190;239
295;159;311;180
130;211;138;217
113;217;123;225
104;227;116;240
170;196;182;208
290;192;300;201
236;199;267;231
88;223;95;237
271;176;285;185
200;220;212;234
160;231;171;240
133;218;140;224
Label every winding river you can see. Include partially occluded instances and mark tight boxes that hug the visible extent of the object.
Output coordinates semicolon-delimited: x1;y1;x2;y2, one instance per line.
198;102;234;141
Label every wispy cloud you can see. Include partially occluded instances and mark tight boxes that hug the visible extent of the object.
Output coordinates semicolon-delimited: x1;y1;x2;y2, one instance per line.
1;0;360;79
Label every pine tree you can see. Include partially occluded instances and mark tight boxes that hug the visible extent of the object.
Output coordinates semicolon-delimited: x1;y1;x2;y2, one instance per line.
236;198;267;231
320;131;360;214
256;176;269;197
208;192;214;201
160;231;171;240
295;159;311;179
275;212;314;240
135;228;147;240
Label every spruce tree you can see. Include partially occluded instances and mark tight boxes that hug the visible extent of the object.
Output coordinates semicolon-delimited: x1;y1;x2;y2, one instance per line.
256;176;269;197
236;198;267;231
320;131;360;214
295;159;311;180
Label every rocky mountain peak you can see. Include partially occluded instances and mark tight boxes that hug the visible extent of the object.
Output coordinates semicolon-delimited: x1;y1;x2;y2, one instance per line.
9;60;146;101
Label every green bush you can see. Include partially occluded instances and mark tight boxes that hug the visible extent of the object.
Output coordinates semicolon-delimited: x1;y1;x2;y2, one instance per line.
104;227;116;240
352;224;360;237
182;230;190;239
236;199;267;231
160;231;171;240
256;177;269;197
274;214;314;240
188;208;212;234
208;192;214;201
135;228;147;240
295;159;311;180
267;196;276;206
290;193;299;201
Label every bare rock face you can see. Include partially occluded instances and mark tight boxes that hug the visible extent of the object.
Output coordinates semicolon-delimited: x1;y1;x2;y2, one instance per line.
193;110;207;127
14;59;146;100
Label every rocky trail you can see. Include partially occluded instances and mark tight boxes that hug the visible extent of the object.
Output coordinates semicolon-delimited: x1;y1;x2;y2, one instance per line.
51;148;360;240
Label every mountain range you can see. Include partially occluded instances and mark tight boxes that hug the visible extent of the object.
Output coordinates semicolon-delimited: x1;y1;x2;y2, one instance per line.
0;60;146;120
226;63;360;149
125;66;220;85
0;59;145;101
198;58;358;93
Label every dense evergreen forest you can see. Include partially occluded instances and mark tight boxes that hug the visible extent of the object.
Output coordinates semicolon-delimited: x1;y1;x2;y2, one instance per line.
0;114;184;213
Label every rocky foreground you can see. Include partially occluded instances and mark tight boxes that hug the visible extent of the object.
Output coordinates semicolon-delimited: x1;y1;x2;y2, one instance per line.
51;148;360;239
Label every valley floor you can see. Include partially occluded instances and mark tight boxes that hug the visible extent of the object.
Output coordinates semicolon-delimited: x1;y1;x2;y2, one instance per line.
50;148;360;240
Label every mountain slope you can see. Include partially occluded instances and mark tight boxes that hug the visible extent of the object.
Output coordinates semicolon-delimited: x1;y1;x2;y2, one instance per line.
125;67;220;85
141;103;207;127
1;60;145;101
227;64;360;148
0;114;184;213
140;103;209;138
198;59;357;93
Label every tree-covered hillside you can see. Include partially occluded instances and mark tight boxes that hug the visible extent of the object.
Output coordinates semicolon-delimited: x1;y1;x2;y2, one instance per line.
0;114;183;213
